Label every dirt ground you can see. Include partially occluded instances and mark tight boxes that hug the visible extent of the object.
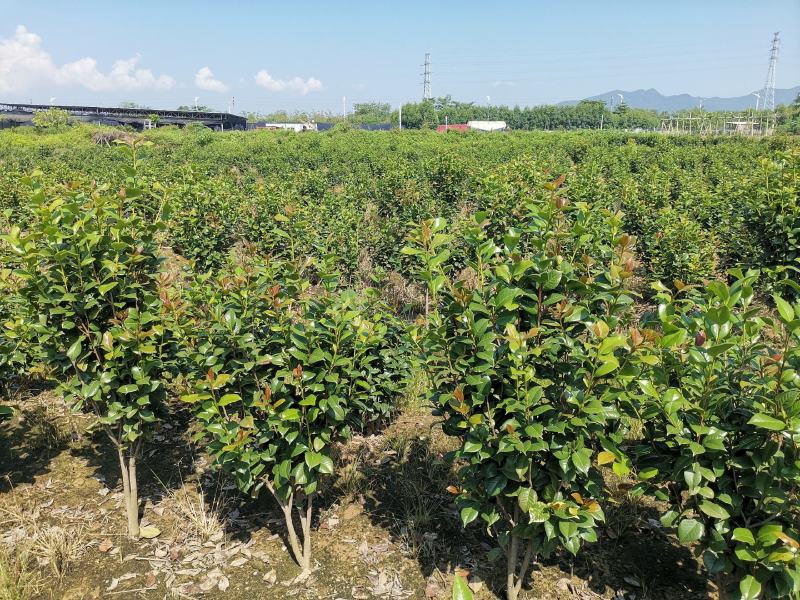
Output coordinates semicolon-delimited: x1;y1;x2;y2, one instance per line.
0;383;717;600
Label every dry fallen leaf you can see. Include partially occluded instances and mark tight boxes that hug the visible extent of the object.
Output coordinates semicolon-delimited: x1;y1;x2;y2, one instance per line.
139;525;161;539
98;538;114;553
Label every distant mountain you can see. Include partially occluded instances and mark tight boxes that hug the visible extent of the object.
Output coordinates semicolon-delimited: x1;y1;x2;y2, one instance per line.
559;87;800;112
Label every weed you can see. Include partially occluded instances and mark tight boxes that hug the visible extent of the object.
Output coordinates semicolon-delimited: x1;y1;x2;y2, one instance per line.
0;547;38;600
31;524;85;579
0;508;85;580
169;485;228;542
335;444;370;499
22;403;75;454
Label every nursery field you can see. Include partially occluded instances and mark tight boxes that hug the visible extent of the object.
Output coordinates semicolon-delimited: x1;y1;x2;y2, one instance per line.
0;125;799;600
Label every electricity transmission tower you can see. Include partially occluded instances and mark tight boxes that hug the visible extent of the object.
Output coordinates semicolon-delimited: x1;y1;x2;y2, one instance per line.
761;32;780;111
422;53;432;100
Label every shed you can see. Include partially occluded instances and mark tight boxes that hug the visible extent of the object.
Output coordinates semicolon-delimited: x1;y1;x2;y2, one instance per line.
436;123;469;132
467;120;507;132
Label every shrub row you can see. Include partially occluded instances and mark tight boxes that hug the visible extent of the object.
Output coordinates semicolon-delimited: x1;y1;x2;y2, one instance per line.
0;132;798;599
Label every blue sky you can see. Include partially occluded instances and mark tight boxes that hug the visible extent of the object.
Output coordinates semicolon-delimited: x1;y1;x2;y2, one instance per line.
0;0;798;113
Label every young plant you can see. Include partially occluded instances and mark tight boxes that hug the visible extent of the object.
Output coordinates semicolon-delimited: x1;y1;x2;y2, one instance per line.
178;259;401;575
631;272;800;599
406;177;645;600
2;173;168;538
0;270;28;407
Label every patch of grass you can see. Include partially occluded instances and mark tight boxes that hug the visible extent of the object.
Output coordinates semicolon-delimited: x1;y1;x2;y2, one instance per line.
22;403;75;454
394;475;444;562
169;485;228;542
398;368;429;412
0;547;39;600
603;475;649;543
0;507;85;581
335;443;370;499
377;433;450;563
31;524;85;579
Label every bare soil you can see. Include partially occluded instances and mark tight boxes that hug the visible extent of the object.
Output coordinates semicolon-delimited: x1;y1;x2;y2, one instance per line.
0;387;717;600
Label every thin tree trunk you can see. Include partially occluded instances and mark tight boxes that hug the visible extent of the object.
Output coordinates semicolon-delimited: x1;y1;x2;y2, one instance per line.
513;540;535;598
297;493;314;574
266;482;313;575
117;445;139;538
281;501;304;566
507;531;520;600
128;448;139;537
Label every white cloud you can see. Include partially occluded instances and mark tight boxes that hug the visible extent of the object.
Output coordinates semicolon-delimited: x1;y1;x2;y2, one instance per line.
492;80;516;88
0;25;174;92
195;66;228;92
254;70;322;95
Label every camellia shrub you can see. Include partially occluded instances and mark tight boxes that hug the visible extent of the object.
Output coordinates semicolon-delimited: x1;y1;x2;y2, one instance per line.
2;172;169;538
177;257;404;575
0;269;29;406
31;107;71;130
646;207;719;288
747;149;800;295
630;272;800;599
405;174;648;600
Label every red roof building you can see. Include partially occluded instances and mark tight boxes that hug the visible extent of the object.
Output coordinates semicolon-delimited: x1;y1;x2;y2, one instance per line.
435;123;469;132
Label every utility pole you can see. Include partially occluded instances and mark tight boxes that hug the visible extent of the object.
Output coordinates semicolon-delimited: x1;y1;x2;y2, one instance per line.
422;52;432;100
342;96;346;119
761;32;780;111
398;104;402;130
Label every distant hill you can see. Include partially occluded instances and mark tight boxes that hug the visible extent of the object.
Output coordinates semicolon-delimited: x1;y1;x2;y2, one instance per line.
559;87;800;112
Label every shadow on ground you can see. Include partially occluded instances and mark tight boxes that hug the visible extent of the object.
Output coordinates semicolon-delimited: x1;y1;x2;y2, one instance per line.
69;405;200;515
356;413;714;600
0;380;75;493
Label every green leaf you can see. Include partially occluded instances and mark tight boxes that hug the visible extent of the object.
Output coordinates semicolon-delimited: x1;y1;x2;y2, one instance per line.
463;440;482;453
460;506;479;526
98;281;118;295
571;449;591;474
757;524;783;546
677;518;704;543
594;356;619;377
739;575;762;600
773;294;795;323
698;501;730;520
452;574;474;600
747;413;785;431
218;393;241;407
732;528;755;545
66;339;82;361
318;455;334;475
518;488;537;513
661;329;687;348
558;520;578;538
305;452;323;469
